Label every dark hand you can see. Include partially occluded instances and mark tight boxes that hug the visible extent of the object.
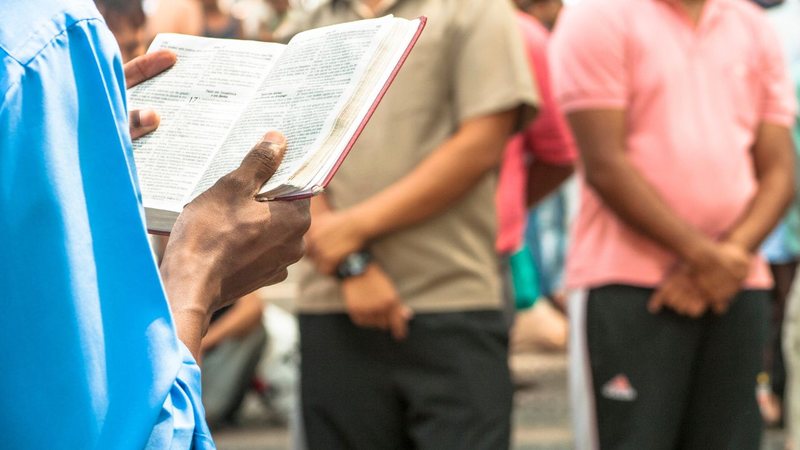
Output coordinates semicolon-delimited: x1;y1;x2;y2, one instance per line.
160;132;310;357
342;264;413;340
124;50;177;139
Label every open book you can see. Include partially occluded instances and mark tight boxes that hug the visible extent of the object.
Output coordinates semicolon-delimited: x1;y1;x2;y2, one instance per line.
128;15;426;233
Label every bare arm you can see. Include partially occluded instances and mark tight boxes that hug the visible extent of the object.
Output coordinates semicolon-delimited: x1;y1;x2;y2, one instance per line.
305;110;518;273
201;292;265;353
725;123;795;252
354;110;518;237
526;161;574;208
566;109;713;260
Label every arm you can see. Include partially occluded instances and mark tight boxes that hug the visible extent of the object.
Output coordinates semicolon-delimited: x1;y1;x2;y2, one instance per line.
306;110;518;274
309;196;412;339
355;110;518;236
200;292;265;354
526;161;573;207
567;109;716;260
725;126;796;252
568;109;751;308
518;17;577;208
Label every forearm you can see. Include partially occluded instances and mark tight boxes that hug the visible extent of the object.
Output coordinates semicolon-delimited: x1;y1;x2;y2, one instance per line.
202;292;264;350
726;139;795;251
586;155;711;261
350;111;517;240
159;248;217;363
568;110;712;262
526;161;574;207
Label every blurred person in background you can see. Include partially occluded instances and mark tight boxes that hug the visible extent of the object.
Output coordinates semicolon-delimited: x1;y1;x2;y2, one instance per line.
230;0;298;41
262;0;293;40
515;0;563;30
752;0;800;430
201;0;244;39
756;0;800;446
201;292;268;428
503;1;576;354
551;0;796;448
291;0;537;448
497;3;576;326
147;0;203;37
94;0;147;62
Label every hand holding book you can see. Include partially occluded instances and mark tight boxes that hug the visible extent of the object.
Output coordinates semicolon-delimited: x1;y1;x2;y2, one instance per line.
128;15;426;233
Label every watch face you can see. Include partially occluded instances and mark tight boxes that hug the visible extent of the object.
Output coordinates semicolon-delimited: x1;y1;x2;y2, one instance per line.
337;252;371;278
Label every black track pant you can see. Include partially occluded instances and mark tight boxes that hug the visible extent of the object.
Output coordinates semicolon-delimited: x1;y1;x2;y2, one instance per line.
570;285;769;450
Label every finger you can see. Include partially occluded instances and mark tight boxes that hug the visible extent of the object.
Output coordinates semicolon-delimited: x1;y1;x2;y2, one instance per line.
129;109;160;139
348;311;370;328
648;288;666;314
125;50;177;88
368;312;390;331
712;299;730;315
233;131;287;195
686;300;706;318
390;305;413;341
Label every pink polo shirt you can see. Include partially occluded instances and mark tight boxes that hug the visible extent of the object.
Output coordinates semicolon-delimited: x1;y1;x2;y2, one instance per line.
550;0;797;289
496;13;577;255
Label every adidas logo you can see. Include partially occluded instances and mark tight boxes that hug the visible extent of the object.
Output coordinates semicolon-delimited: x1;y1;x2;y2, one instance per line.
601;374;638;401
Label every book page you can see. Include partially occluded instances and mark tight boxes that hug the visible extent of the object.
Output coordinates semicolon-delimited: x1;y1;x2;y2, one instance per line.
188;16;395;200
128;34;285;212
290;19;422;192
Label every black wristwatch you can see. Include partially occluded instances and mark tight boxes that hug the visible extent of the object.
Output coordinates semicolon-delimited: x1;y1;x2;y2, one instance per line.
335;251;373;280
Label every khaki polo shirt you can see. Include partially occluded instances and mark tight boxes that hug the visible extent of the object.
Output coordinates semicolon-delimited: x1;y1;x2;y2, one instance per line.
294;0;539;313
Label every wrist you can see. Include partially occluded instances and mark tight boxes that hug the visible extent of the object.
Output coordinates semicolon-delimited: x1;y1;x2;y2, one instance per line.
160;244;218;321
722;231;756;254
336;251;373;280
678;234;717;268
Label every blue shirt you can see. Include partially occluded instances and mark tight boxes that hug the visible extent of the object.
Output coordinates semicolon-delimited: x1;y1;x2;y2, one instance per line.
0;1;214;448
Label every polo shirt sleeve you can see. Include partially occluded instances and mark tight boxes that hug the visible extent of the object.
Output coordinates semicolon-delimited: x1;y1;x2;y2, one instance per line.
451;0;539;125
756;24;798;127
549;1;628;113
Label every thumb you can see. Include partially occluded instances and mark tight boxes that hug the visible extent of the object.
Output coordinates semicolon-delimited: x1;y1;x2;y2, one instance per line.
390;304;413;341
648;290;665;314
130;109;160;140
236;131;287;194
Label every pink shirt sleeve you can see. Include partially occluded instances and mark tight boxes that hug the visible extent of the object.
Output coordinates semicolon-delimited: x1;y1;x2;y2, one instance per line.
549;2;628;113
756;23;797;127
517;16;577;165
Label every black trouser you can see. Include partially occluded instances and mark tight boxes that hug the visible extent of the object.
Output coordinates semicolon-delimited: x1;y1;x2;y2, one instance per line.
578;285;768;450
299;311;512;450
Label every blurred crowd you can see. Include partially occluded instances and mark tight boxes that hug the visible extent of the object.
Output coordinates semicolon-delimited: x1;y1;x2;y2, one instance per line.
8;0;800;448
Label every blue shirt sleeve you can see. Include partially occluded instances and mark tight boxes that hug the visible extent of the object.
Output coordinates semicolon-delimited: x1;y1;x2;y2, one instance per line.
0;2;213;448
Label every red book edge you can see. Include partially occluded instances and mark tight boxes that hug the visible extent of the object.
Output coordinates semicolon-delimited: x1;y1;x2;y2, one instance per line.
272;16;428;202
148;17;428;235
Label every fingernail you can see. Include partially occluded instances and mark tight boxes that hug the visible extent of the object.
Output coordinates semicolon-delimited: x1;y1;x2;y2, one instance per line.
139;109;159;127
263;130;286;144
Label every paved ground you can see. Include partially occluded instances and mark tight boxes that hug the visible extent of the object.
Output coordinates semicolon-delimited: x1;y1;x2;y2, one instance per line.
213;350;787;449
